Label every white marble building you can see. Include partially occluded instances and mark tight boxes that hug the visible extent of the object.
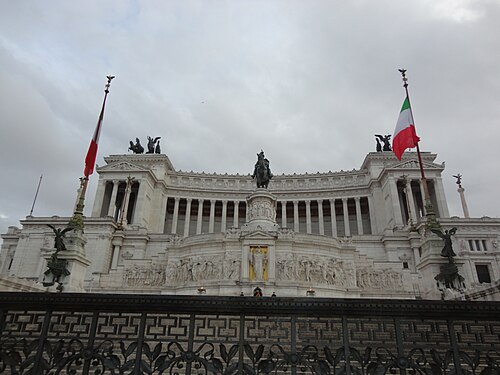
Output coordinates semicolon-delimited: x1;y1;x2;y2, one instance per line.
1;151;499;300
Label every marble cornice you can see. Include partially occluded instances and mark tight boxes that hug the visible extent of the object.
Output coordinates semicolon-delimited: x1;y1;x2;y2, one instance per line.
167;171;370;193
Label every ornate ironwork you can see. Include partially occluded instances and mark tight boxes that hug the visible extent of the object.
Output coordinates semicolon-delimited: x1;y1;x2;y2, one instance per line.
1;293;499;375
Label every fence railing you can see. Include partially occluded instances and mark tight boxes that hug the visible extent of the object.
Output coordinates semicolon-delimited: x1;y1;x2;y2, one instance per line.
1;292;499;375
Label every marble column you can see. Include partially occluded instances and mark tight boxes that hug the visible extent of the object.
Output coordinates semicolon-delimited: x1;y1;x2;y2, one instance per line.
120;179;133;226
329;199;337;237
405;179;417;224
209;200;216;233
233;201;239;228
419;180;427;216
107;180;119;217
171;197;180;235
434;177;450;218
355;197;363;235
389;176;404;226
221;200;228;232
133;181;147;226
196;199;204;234
293;201;299;232
305;200;312;234
342;198;351;237
183;198;192;237
92;179;107;217
457;187;470;218
158;194;168;234
367;195;376;235
281;201;287;228
318;200;324;235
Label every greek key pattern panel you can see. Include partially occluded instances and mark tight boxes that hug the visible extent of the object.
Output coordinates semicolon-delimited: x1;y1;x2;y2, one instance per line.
144;313;191;342
244;316;292;346
46;311;94;340
296;317;343;348
399;319;450;349
1;310;46;339
193;315;240;344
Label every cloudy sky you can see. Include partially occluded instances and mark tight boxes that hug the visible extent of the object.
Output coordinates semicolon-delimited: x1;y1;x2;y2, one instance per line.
1;0;500;236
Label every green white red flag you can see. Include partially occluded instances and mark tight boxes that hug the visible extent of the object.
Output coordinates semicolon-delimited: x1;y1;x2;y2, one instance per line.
393;97;420;160
84;76;114;177
83;103;106;178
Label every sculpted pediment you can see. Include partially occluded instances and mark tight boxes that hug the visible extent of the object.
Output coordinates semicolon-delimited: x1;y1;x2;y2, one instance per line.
240;230;278;240
389;160;442;170
97;161;148;173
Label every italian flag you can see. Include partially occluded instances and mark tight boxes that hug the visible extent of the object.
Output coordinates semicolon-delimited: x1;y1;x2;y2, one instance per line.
393;97;420;160
83;99;106;177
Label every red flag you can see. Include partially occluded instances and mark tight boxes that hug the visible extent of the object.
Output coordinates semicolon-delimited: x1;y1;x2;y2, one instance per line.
84;76;114;177
83;104;105;177
393;97;420;160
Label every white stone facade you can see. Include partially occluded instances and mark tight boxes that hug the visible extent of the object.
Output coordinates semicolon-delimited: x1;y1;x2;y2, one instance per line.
1;151;499;300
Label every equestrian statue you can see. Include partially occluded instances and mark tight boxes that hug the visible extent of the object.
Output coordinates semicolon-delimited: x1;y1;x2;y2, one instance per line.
252;150;273;189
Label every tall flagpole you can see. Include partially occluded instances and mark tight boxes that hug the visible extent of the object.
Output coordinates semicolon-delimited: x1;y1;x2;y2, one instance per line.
68;75;115;231
29;174;43;216
398;69;439;228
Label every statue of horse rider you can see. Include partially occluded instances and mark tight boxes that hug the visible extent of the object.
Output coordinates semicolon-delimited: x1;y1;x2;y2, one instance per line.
252;150;273;188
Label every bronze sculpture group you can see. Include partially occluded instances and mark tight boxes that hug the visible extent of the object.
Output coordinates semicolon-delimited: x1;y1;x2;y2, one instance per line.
129;136;161;154
252;150;273;188
375;134;392;152
44;224;73;286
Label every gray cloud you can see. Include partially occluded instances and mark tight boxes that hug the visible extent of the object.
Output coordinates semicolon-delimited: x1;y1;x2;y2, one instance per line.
1;0;499;235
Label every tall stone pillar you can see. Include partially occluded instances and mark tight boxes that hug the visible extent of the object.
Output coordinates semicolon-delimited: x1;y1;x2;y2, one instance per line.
233;201;239;228
318;200;324;235
184;198;192;237
342;198;351;237
405;179;417;224
305;200;312;234
209;200;216;233
171;197;180;235
435;177;450;218
158;194;168;233
367;195;377;235
389;176;404;226
221;200;228;232
281;201;287;228
133;181;147;226
107;180;119;218
119;178;133;227
329;199;337;237
457;187;470;218
196;199;204;234
293;201;299;232
355;197;363;235
92;179;107;217
419;180;427;216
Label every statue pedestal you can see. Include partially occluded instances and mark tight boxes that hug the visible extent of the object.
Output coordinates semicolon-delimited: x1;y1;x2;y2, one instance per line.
43;230;91;292
417;234;465;300
241;189;279;232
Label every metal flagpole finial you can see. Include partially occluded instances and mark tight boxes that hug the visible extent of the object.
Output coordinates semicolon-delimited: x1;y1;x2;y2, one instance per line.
105;75;115;93
398;69;408;88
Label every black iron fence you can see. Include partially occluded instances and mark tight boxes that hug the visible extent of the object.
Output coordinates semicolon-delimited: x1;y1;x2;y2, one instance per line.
0;293;499;375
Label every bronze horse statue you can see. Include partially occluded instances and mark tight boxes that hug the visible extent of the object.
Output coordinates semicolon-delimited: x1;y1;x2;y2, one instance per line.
129;138;144;154
252;151;272;188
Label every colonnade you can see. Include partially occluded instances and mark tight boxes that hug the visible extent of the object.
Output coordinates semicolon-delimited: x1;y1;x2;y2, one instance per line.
93;179;141;225
394;177;447;226
165;196;373;237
